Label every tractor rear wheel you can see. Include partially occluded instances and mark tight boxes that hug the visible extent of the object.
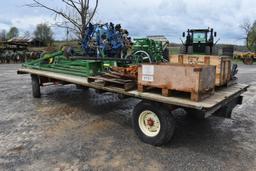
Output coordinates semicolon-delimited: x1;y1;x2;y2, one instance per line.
180;45;193;54
206;46;219;55
187;46;193;54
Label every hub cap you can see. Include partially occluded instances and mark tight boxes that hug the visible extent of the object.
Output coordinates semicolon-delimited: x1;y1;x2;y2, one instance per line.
138;110;161;137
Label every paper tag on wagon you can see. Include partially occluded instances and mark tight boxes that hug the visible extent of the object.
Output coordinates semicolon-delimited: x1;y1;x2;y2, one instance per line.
142;65;154;82
142;65;154;75
142;75;154;82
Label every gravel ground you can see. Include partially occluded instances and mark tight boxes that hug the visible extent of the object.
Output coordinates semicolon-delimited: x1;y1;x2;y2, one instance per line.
0;64;256;171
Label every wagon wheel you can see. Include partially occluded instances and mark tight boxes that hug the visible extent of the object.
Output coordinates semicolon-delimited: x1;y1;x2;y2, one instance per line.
132;50;152;64
132;101;175;146
243;57;253;65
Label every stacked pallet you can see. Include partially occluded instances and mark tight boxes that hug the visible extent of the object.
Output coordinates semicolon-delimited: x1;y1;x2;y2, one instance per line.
170;54;231;86
137;64;216;102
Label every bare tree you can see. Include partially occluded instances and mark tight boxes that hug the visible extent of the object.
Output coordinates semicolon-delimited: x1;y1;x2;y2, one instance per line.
240;20;252;50
27;0;99;41
240;20;256;52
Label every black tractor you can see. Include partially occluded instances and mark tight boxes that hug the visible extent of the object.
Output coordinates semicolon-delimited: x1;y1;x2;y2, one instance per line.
181;28;218;55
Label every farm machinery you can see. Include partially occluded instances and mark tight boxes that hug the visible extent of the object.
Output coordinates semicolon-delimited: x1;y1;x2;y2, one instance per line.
176;28;238;81
180;28;218;55
22;22;169;77
81;22;168;63
23;51;103;77
82;22;131;58
0;41;42;64
0;41;28;63
234;52;256;65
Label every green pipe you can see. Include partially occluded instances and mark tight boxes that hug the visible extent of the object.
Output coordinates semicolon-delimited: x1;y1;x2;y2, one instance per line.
47;66;88;73
35;67;89;77
23;51;64;67
52;64;88;70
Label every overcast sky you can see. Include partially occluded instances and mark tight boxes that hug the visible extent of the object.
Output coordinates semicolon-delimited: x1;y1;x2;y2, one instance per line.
1;0;256;45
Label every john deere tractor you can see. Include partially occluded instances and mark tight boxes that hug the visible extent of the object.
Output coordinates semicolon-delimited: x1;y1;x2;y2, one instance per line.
181;28;218;55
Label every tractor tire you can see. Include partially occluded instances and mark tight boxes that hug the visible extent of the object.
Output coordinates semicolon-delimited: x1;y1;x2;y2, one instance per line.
162;48;170;61
132;101;175;146
205;46;211;55
187;46;193;54
206;46;219;55
31;74;41;98
243;57;254;65
180;45;193;54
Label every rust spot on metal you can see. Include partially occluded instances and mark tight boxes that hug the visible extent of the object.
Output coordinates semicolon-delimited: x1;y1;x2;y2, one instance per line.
147;118;155;127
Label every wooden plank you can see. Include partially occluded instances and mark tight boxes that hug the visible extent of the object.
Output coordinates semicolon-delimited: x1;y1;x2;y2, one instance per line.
17;68;248;110
88;76;136;91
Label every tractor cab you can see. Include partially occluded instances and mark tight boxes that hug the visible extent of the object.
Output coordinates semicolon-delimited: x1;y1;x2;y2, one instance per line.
181;28;217;55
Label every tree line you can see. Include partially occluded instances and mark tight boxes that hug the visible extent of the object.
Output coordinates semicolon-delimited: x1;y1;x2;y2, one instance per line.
27;0;98;41
0;23;53;46
241;20;256;52
0;0;99;47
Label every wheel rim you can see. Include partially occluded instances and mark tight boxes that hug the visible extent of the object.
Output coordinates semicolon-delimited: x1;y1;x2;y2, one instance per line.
244;58;253;65
133;50;152;63
138;110;161;137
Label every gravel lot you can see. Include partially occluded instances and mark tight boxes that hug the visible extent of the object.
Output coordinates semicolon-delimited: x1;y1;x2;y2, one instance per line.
0;64;256;171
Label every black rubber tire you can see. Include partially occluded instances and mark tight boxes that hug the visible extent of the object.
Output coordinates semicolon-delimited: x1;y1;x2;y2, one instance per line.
132;101;175;146
31;74;41;98
214;106;233;118
205;46;219;55
162;48;170;61
180;45;193;54
76;85;89;91
205;46;211;55
213;96;242;118
186;109;206;120
243;57;254;65
187;46;193;54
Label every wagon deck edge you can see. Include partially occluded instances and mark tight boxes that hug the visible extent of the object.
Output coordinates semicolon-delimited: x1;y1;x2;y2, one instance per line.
17;68;249;113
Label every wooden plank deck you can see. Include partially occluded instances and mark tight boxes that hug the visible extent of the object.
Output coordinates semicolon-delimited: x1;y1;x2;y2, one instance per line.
88;76;136;91
17;68;249;111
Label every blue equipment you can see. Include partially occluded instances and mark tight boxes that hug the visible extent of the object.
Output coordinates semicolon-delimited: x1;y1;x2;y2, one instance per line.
82;23;130;58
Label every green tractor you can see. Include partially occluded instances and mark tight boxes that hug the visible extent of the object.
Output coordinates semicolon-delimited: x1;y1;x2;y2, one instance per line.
181;28;218;55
